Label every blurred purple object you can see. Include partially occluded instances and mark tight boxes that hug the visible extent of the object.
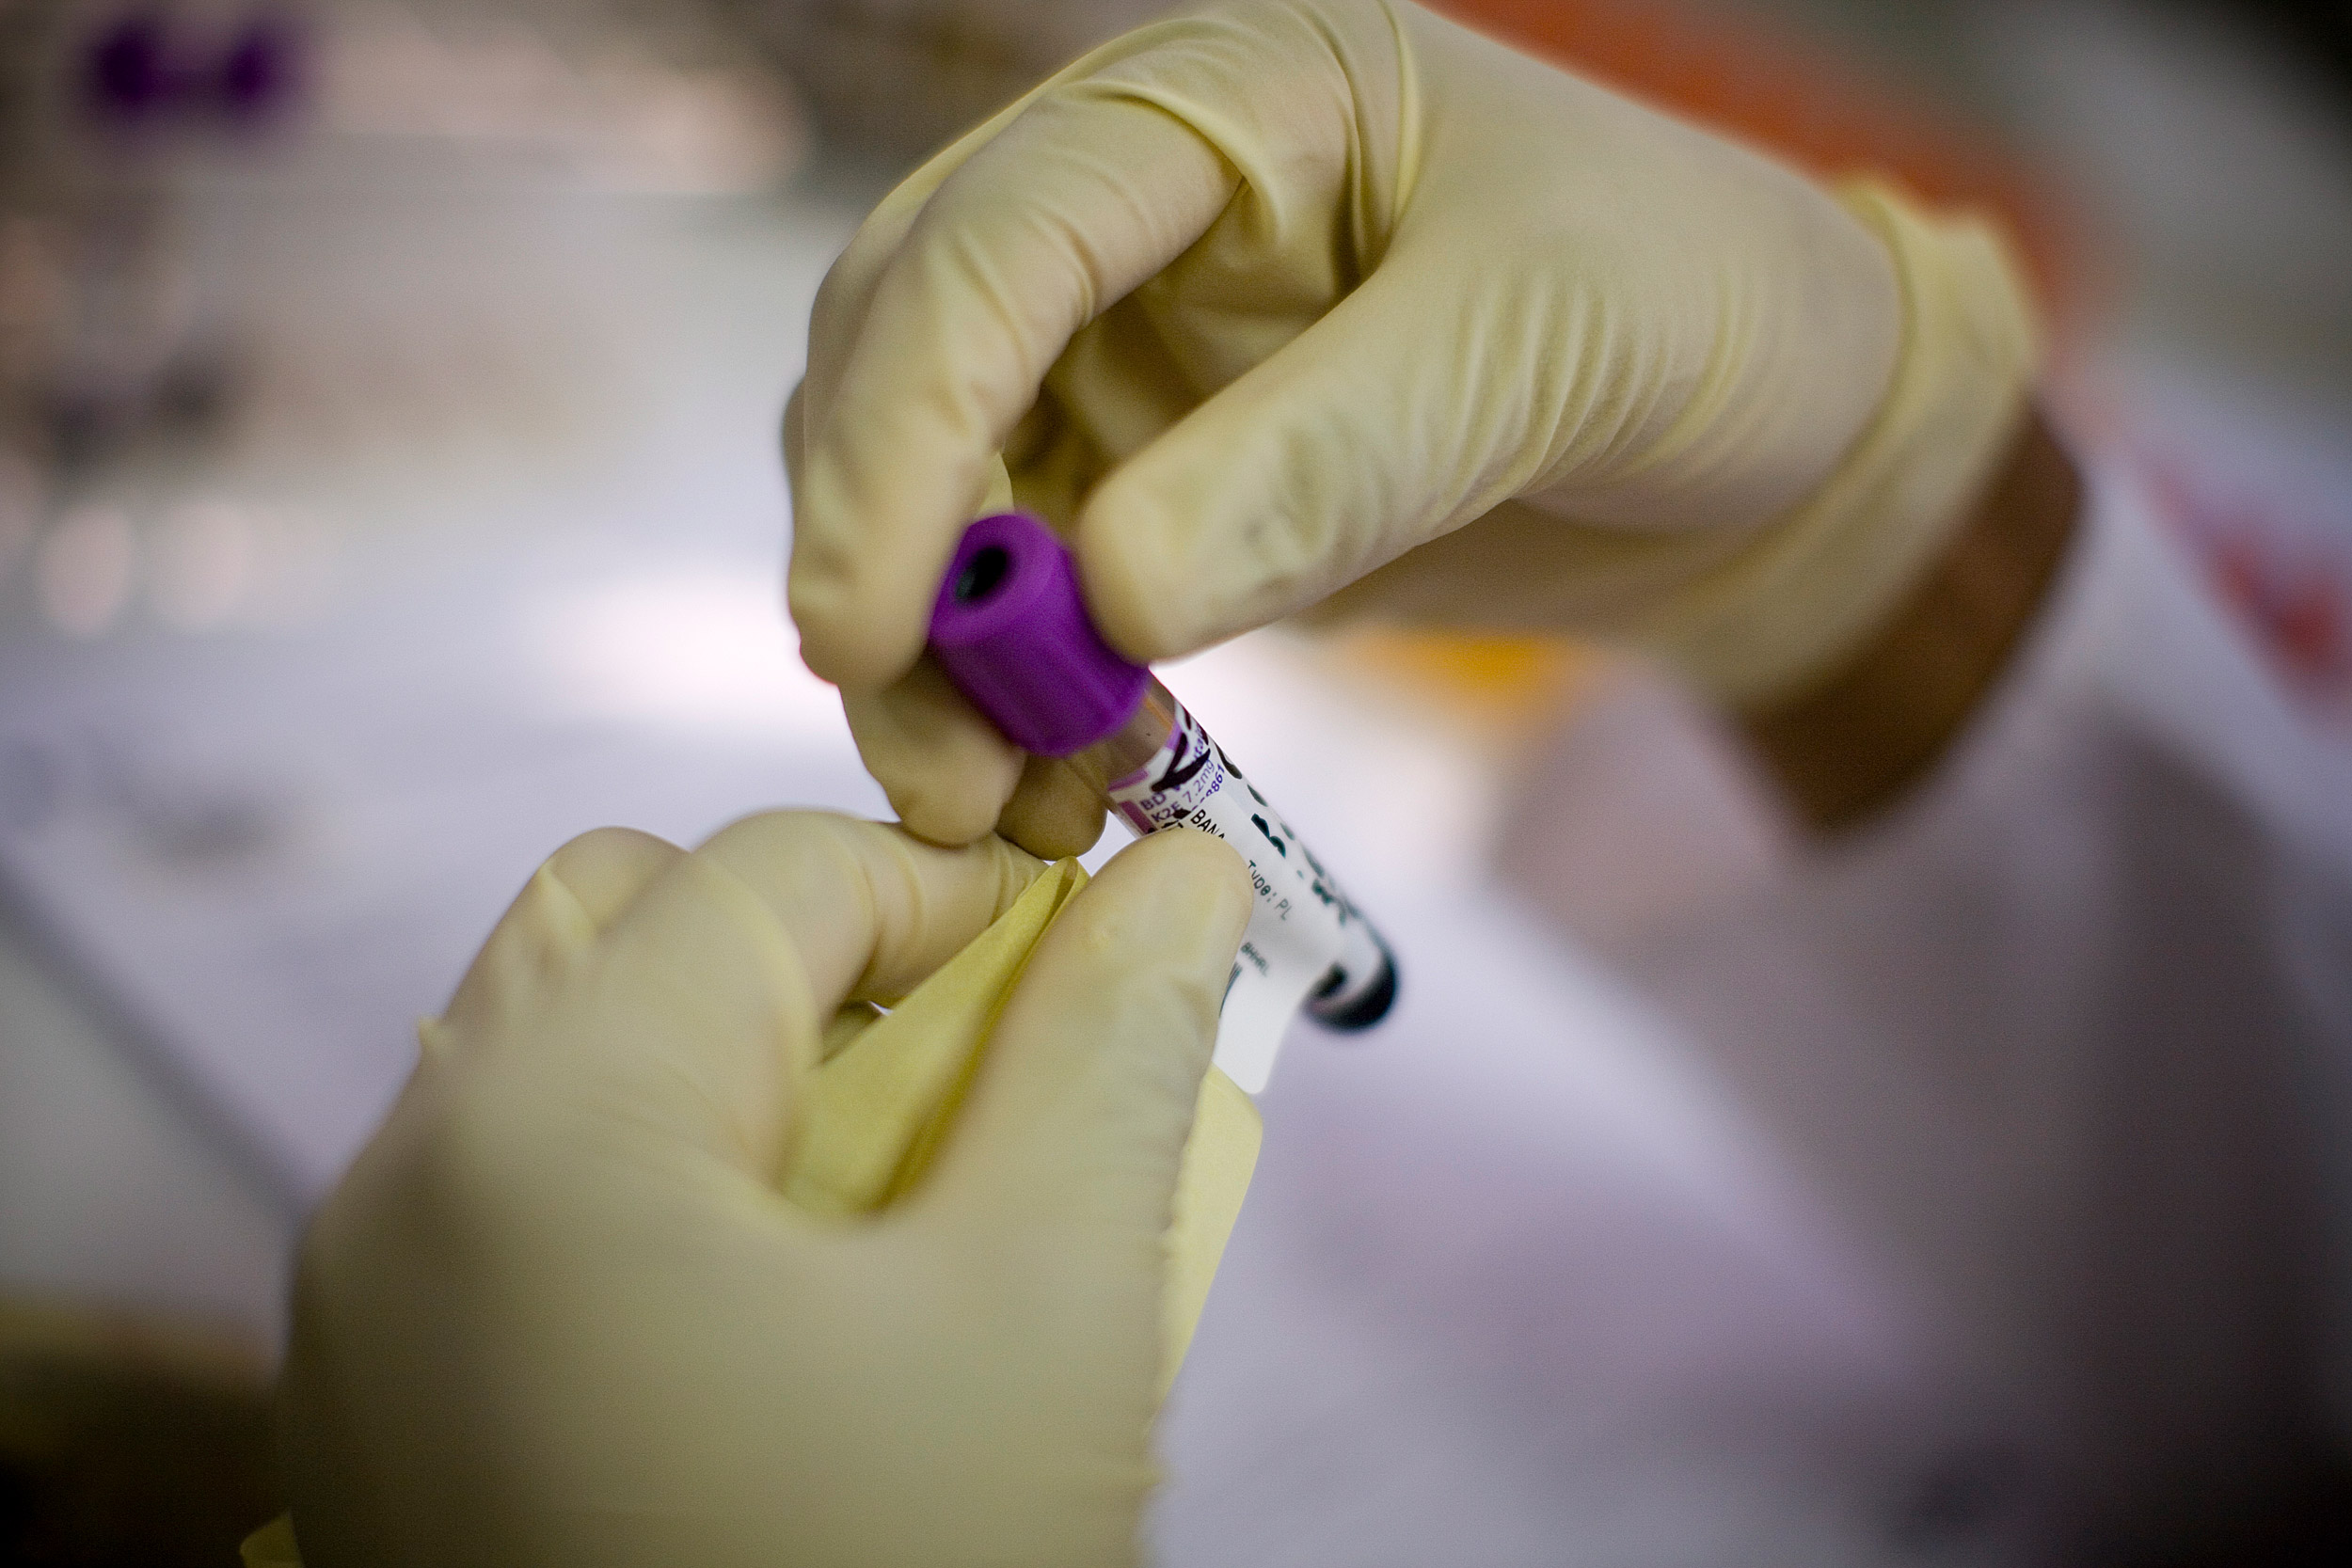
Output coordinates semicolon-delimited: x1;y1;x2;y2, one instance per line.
929;512;1152;757
86;10;186;121
215;15;305;124
83;8;307;130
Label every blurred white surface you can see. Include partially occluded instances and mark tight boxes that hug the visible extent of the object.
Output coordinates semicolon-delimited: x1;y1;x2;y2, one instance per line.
0;32;874;1323
1152;453;2352;1568
0;173;867;1182
0;917;293;1341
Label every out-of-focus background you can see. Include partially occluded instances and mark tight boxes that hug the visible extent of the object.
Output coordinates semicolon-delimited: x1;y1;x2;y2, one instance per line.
0;0;2344;1560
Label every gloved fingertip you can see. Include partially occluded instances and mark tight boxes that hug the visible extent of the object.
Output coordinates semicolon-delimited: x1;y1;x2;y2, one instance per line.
1070;490;1202;663
844;664;1027;847
786;571;917;691
415;1016;454;1063
1100;826;1254;957
886;773;1019;848
540;826;685;934
780;379;807;469
993;756;1107;859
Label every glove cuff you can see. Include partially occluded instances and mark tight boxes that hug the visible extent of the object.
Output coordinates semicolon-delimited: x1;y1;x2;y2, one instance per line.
1649;180;2042;705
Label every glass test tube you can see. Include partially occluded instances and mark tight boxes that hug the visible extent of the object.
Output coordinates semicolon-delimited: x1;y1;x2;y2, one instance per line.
928;512;1395;1094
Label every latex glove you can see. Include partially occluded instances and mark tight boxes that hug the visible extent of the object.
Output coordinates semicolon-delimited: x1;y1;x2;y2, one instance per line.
785;0;2037;855
275;814;1251;1568
777;853;1263;1388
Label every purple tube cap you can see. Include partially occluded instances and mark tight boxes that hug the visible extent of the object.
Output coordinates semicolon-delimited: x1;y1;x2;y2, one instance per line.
929;513;1150;757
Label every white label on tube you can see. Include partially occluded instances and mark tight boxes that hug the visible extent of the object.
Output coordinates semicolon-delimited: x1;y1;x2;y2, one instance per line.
1105;702;1345;1094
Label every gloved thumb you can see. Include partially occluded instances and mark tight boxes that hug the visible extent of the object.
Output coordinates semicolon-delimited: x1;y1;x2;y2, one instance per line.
1074;258;1540;660
931;828;1253;1235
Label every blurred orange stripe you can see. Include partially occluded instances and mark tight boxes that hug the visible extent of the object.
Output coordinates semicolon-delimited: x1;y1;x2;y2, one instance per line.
1430;0;2088;325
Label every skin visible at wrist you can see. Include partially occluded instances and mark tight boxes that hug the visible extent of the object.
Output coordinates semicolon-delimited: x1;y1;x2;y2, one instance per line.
1738;409;2082;832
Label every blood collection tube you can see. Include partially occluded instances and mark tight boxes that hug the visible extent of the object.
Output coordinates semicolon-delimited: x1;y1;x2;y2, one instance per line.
929;512;1396;1094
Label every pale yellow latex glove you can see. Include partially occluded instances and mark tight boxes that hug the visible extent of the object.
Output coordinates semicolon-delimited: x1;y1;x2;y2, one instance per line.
271;814;1253;1568
785;0;2037;856
782;854;1262;1387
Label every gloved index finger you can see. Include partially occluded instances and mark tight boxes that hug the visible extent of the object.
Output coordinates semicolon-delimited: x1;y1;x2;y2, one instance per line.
787;70;1239;691
542;815;1044;1174
690;813;1046;1010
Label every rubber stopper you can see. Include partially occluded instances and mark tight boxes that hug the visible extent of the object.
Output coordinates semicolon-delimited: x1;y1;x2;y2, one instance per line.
928;513;1150;757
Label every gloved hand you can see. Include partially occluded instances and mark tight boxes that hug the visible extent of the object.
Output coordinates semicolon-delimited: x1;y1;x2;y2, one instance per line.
785;0;2037;856
274;814;1251;1568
